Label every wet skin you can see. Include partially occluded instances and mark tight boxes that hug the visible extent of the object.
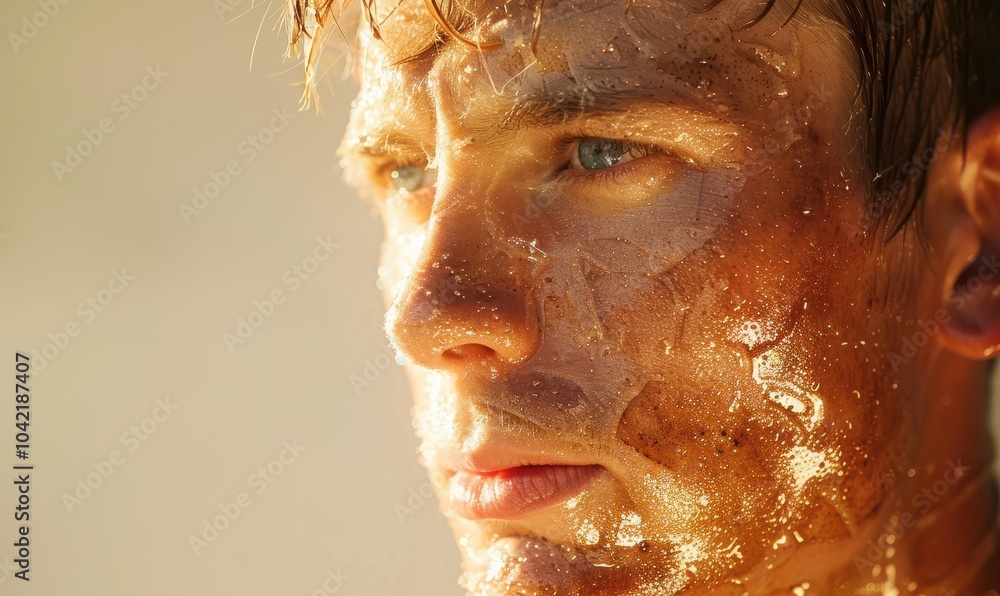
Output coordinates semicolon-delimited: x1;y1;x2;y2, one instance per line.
339;0;1000;593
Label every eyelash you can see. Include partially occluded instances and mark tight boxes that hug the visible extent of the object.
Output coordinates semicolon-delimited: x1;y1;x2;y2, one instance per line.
372;159;430;197
554;138;661;186
370;137;667;205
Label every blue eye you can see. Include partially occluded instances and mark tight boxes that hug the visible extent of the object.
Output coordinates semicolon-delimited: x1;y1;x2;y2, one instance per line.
570;138;648;171
390;164;434;192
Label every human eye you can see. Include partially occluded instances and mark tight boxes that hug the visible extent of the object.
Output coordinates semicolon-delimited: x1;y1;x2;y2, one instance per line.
388;163;436;193
568;138;654;171
376;160;437;224
552;136;681;208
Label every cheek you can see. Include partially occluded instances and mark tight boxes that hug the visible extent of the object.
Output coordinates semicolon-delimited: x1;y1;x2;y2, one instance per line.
616;373;793;493
613;375;856;575
603;182;904;564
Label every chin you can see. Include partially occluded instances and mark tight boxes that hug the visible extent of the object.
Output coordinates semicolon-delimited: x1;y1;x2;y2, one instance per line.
454;533;684;596
444;504;704;596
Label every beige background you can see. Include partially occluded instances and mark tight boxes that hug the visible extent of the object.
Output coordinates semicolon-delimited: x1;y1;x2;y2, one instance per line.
0;1;996;595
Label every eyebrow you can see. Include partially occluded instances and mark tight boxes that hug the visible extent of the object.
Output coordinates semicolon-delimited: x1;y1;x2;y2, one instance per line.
497;93;625;130
498;89;648;131
344;93;643;163
342;82;734;168
492;78;726;136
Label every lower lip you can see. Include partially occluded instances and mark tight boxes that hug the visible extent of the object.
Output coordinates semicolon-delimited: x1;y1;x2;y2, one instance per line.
449;465;602;520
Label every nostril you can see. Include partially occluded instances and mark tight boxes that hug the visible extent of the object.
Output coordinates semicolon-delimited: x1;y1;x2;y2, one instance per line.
442;344;498;363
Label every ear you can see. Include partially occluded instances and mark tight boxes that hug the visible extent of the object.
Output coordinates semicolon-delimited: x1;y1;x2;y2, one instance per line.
923;108;1000;360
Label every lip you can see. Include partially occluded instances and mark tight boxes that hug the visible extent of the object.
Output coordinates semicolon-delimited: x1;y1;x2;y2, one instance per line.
444;447;594;474
449;464;603;520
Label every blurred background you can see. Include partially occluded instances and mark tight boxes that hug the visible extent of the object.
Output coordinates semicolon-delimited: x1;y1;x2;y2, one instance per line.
0;0;460;594
0;1;997;595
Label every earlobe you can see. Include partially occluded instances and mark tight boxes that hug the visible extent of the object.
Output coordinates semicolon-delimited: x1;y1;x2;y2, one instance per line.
929;109;1000;360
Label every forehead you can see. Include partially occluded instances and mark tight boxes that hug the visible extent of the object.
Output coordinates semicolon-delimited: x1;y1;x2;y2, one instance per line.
365;1;838;94
345;0;855;164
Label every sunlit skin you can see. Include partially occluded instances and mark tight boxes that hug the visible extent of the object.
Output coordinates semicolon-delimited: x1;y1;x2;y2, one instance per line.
337;0;1000;593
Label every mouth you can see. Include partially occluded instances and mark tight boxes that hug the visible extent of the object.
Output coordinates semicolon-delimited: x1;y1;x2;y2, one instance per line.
449;464;603;520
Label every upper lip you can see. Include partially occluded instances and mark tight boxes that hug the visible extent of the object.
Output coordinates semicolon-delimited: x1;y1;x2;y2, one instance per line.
443;446;597;475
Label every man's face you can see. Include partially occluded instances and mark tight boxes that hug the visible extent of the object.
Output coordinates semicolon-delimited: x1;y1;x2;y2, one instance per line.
342;0;914;592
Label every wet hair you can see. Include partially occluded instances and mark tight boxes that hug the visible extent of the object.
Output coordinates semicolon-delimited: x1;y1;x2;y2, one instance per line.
285;0;1000;237
807;0;1000;237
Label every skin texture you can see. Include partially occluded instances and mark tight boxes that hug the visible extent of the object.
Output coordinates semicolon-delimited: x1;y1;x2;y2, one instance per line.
337;0;1000;593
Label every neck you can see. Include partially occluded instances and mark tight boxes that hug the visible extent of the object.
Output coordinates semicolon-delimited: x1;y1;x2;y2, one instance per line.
851;355;1000;594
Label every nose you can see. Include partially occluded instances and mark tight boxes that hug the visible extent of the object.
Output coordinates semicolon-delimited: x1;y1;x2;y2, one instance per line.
386;200;541;374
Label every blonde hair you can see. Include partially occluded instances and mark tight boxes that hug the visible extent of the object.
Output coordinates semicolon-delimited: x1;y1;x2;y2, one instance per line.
284;0;501;109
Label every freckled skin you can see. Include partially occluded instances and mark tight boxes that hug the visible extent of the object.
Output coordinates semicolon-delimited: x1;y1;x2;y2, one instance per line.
339;0;1000;593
